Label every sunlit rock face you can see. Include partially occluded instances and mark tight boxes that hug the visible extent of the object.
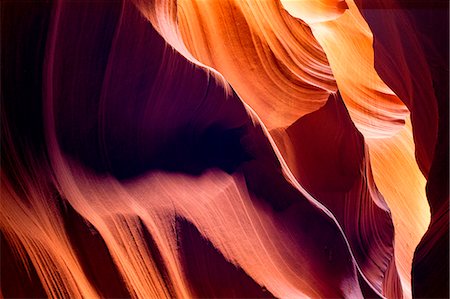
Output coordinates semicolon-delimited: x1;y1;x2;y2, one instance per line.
1;0;448;298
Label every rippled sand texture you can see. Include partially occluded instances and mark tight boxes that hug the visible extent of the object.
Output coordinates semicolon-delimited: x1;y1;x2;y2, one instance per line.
1;0;448;298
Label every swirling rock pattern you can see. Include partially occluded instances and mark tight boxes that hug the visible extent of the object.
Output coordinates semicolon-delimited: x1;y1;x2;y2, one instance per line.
1;0;448;298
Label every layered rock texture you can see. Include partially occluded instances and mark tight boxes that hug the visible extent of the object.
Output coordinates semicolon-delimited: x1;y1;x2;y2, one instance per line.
1;0;448;298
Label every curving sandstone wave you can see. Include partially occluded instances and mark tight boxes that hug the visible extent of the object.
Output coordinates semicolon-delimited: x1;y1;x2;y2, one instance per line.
1;0;448;298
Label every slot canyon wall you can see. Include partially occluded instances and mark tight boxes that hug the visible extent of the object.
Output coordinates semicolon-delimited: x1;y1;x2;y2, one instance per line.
1;0;448;298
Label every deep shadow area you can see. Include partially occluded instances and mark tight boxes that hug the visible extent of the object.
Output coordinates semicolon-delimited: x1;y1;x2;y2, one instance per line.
39;0;252;180
176;217;275;298
60;200;130;298
1;232;47;298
